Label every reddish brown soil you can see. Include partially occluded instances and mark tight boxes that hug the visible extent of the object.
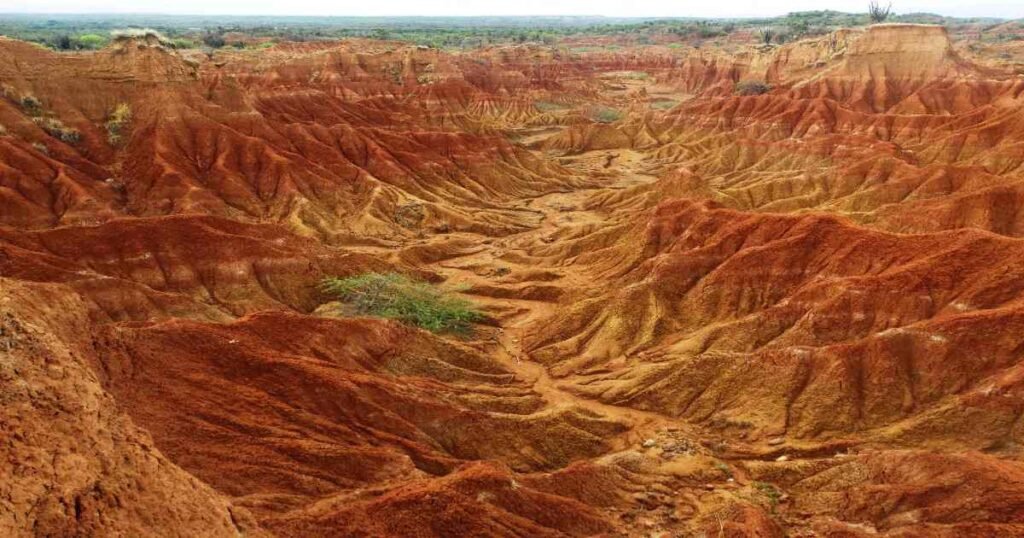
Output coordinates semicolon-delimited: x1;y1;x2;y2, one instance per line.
4;23;1024;537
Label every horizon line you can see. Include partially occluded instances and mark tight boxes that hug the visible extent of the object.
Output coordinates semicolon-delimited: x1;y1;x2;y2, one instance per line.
0;10;1006;19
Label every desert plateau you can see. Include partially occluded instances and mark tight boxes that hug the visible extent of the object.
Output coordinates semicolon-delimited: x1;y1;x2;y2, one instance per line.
3;5;1024;537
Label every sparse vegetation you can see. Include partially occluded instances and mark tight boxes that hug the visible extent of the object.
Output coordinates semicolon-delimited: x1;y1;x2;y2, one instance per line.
110;28;172;46
869;1;893;23
753;481;782;513
33;117;81;144
393;201;426;229
758;26;776;45
53;35;73;50
534;100;570;113
735;79;772;95
201;31;227;49
105;103;132;145
169;37;198;49
0;12;1005;52
321;272;483;334
20;95;43;116
650;99;679;110
589;106;622;123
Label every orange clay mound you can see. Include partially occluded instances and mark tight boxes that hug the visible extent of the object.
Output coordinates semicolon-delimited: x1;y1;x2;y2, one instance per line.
5;23;1024;537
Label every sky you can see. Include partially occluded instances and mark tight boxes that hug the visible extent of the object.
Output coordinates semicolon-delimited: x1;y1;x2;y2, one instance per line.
2;0;1021;19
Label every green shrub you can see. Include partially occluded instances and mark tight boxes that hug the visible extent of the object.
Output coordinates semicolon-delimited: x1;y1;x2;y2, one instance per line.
321;272;482;334
76;34;107;49
33;117;80;143
169;38;197;49
735;80;771;96
20;95;43;116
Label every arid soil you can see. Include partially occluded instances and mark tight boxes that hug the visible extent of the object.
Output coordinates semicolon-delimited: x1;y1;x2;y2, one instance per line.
4;23;1024;537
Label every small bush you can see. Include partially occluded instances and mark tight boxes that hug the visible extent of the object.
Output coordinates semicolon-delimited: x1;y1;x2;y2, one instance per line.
169;38;197;49
53;35;73;51
758;26;776;45
201;31;227;49
105;103;132;145
76;34;107;50
590;106;622;123
321;272;482;334
735;80;771;96
20;95;43;116
869;1;892;23
33;117;80;143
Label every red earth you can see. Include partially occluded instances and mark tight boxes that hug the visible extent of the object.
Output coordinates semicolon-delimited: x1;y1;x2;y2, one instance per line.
4;23;1024;537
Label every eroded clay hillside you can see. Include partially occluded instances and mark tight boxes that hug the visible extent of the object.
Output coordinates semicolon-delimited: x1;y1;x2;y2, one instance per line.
4;23;1024;537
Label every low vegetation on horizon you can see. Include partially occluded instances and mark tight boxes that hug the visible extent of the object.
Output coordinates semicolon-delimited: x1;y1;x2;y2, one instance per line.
0;8;1016;52
321;272;482;335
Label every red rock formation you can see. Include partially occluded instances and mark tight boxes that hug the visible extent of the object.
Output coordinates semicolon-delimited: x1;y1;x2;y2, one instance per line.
5;23;1024;537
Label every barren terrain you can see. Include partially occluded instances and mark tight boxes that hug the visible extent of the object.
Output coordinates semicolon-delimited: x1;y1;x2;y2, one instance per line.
4;21;1024;537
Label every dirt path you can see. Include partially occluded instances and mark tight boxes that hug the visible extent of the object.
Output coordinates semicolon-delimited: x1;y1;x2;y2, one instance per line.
415;146;679;445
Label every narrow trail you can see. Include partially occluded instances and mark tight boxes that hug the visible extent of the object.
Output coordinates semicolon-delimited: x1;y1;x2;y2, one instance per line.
419;146;684;447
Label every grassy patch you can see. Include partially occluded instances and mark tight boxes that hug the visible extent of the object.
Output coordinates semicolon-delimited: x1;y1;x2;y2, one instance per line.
589;106;622;123
650;99;679;110
169;37;197;49
321;272;482;334
534;100;570;113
